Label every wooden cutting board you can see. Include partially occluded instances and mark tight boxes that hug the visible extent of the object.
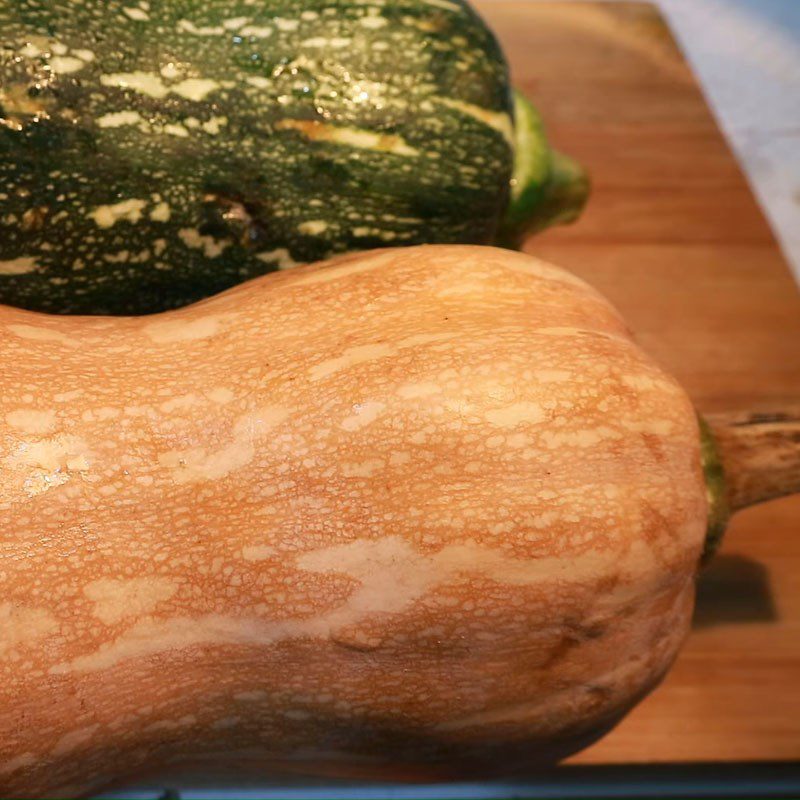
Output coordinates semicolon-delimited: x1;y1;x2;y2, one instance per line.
473;1;800;765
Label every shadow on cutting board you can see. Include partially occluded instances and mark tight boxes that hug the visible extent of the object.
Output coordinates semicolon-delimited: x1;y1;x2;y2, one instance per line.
693;554;778;628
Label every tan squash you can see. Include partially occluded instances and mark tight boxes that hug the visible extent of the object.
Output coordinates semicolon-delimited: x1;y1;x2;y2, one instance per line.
1;246;797;798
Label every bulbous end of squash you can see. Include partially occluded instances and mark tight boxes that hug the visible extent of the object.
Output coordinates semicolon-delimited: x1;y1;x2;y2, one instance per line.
497;90;591;248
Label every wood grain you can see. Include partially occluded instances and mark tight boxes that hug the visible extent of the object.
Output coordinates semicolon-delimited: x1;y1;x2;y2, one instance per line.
475;0;800;765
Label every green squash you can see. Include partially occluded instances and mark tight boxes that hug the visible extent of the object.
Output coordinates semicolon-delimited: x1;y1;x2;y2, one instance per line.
0;0;587;314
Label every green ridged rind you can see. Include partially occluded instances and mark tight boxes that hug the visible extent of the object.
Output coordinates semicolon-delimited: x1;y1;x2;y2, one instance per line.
699;415;730;566
503;90;552;232
0;0;514;313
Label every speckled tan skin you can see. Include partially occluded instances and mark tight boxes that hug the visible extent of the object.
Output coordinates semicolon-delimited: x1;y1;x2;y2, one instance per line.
0;246;706;798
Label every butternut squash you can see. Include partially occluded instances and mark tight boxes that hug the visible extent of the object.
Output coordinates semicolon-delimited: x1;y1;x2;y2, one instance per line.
1;246;797;798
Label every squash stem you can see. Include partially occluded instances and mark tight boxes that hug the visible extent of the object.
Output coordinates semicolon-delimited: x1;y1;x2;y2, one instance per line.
527;149;591;235
497;91;590;247
701;409;800;561
707;409;800;511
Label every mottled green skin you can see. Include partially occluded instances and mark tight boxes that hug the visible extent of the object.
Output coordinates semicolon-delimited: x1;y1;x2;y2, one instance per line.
0;0;513;314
